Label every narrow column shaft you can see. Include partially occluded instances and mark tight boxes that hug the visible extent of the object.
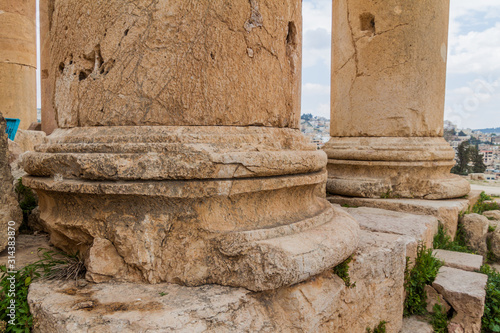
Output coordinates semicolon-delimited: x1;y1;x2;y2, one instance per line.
325;0;470;199
0;0;37;129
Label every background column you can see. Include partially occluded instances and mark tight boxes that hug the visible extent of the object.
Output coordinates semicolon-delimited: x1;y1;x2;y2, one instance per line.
0;0;37;129
325;0;470;199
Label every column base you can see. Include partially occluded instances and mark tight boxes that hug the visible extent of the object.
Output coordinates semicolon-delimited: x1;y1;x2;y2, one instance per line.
324;137;470;200
23;126;360;291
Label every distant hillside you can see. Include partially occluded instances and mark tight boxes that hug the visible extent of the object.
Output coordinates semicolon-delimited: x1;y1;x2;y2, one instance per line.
475;127;500;134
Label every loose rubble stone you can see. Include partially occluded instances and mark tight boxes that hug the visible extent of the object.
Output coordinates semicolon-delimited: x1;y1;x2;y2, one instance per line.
433;249;483;272
461;214;489;255
28;229;407;333
432;266;488;333
14;129;46;152
425;285;451;314
0;115;23;252
328;195;468;239
484;210;500;221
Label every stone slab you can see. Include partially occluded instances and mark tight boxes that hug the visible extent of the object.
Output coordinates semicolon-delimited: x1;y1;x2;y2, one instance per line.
341;206;438;263
28;230;407;333
432;266;488;333
483;210;500;221
328;195;469;239
433;249;483;272
401;316;433;333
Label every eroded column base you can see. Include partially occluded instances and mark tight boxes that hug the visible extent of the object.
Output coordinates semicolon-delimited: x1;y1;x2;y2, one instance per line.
23;126;360;291
324;137;470;199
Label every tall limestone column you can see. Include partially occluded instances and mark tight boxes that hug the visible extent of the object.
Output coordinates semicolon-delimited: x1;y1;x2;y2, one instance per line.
23;0;359;291
324;0;470;199
0;0;37;129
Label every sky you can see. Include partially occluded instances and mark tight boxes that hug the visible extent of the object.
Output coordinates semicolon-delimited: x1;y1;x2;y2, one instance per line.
301;0;500;130
35;1;500;130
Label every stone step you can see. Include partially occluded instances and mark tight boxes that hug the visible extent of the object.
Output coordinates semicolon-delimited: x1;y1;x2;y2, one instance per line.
28;229;408;333
340;206;438;263
400;316;433;333
328;195;471;239
433;249;483;272
432;266;488;333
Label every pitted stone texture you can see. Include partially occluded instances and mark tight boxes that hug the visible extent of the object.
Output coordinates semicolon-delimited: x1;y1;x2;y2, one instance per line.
432;267;488;333
28;230;406;333
331;0;449;137
490;228;500;261
433;249;483;272
425;285;451;314
484;210;500;221
328;195;468;239
24;126;324;181
49;0;301;129
324;137;470;199
461;214;489;256
0;115;23;252
340;206;438;263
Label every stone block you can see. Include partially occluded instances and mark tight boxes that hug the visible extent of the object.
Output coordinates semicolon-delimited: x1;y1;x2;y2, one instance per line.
0;115;23;252
328;195;467;239
484;210;500;221
14;129;46;152
432;266;488;333
341;206;438;263
490;228;500;260
461;214;489;256
425;285;451;314
433;249;483;272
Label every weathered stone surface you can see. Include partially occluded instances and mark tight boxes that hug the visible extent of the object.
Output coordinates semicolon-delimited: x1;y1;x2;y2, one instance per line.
25;168;359;291
425;285;451;314
328;195;467;239
27;206;47;233
401;316;434;333
25;0;361;293
448;322;465;333
484;210;500;221
461;213;489;256
0;0;37;129
433;249;483;272
490;228;500;261
0;115;23;252
341;206;438;263
325;0;469;199
432;266;488;333
48;0;301;129
14;129;46;152
28;229;407;333
0;234;52;269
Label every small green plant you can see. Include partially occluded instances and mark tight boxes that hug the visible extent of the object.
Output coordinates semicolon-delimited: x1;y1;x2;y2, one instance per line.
0;249;85;333
333;256;355;288
488;225;497;232
430;303;448;333
480;264;500;333
472;192;500;215
159;292;168;297
403;244;443;317
433;223;474;254
366;321;387;333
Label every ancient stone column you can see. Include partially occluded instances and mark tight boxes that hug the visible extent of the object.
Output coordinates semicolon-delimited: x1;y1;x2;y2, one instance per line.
23;0;359;291
324;0;470;199
0;0;37;129
39;0;57;134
